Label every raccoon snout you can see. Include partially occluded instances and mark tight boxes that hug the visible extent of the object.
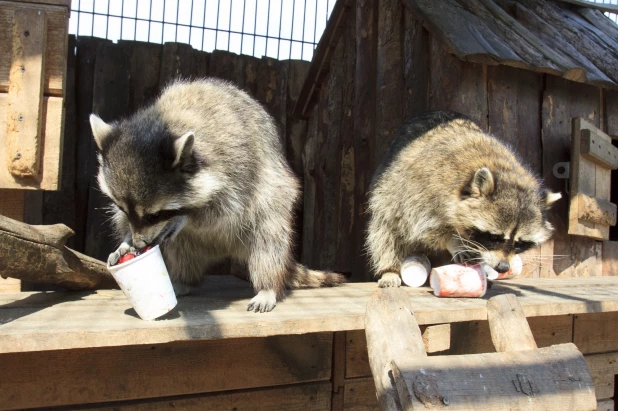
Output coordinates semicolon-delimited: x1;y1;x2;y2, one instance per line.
495;261;510;273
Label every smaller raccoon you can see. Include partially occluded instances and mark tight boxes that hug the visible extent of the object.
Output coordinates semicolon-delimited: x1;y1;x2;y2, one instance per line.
367;110;561;287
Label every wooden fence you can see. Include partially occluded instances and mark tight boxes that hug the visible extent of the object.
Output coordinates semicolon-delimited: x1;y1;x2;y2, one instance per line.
22;36;310;280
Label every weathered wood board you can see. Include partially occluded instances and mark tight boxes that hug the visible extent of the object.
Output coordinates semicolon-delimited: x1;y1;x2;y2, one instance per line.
2;276;618;353
585;352;618;400
0;334;333;410
80;382;333;411
574;312;618;354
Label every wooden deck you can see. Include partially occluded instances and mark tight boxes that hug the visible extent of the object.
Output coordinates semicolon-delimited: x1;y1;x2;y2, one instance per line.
2;276;618;353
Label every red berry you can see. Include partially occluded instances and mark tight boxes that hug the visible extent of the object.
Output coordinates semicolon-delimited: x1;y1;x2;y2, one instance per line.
117;253;136;265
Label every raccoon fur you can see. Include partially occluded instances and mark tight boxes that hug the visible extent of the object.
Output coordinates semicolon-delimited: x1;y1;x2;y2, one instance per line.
90;79;345;312
367;110;561;287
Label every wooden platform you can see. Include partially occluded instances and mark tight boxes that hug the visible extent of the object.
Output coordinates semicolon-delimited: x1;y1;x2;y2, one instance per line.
2;276;618;353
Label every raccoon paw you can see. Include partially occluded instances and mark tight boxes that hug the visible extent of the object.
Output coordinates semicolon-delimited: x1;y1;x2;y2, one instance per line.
247;290;277;313
107;242;132;266
378;273;402;288
172;282;193;297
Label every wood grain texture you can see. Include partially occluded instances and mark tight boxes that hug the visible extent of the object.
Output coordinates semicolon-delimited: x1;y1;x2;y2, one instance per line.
487;294;537;352
0;334;333;410
603;241;618;276
364;288;427;411
0;94;64;190
81;382;332;411
5;8;47;179
597;399;615;411
585;352;618;400
0;188;23;292
0;1;68;96
447;315;574;355
543;76;603;276
577;194;617;227
392;343;596;410
343;377;380;411
402;8;429;118
581;129;618;169
2;276;618;353
574;312;618;354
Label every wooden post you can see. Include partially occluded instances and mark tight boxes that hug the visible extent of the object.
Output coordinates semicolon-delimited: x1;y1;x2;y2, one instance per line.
0;190;24;291
487;294;538;352
365;288;426;411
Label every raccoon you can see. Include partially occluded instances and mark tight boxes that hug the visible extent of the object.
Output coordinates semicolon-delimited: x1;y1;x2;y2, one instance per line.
90;79;345;312
366;110;561;287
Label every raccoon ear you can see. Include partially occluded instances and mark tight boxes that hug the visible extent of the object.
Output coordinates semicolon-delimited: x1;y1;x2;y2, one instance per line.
172;131;195;168
469;167;495;197
89;114;112;151
544;191;562;207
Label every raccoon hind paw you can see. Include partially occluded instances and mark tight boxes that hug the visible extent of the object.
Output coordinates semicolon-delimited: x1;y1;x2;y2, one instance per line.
378;273;402;288
247;290;277;313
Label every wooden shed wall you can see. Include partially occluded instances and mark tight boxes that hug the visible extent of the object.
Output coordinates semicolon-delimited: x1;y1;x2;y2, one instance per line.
300;1;618;281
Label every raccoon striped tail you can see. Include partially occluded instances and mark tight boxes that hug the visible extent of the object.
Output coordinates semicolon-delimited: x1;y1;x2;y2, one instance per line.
288;263;347;289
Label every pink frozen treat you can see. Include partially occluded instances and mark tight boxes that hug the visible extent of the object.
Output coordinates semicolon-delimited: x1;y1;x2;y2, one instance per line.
430;264;487;298
483;255;523;280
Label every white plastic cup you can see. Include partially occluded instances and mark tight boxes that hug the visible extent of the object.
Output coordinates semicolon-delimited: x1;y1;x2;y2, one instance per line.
107;245;177;321
430;264;487;298
400;255;431;287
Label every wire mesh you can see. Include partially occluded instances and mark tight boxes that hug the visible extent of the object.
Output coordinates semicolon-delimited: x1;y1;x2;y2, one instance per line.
69;0;335;61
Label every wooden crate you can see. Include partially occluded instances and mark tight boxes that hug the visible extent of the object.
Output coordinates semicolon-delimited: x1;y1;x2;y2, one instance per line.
0;0;70;190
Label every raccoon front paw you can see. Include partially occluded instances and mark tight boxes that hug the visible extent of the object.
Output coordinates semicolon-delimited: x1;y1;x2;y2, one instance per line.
247;290;277;313
172;282;193;297
378;273;402;288
107;242;132;266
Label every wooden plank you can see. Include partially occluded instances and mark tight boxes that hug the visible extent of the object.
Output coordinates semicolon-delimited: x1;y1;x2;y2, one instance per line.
421;324;451;353
82;382;332;411
0;334;333;410
447;314;574;355
375;0;404;168
353;0;378;282
598;399;615;411
585;352;618;400
403;9;429;118
81;382;332;411
73;37;110;254
574;312;618;354
343;377;380;411
118;40;163;114
209;50;244;86
514;3;615;89
335;9;356;274
578;9;618;46
6;0;71;6
0;1;68;96
159;42;195;86
543;76;603;275
581;129;618;169
577;194;617;227
332;332;347;411
300;106;318;268
392;344;596;410
5;8;47;179
365;288;426;411
293;0;353;119
555;0;618;15
85;42;130;262
0;94;64;190
41;34;76;248
428;35;488;130
607;89;618;138
487;294;538;352
2;277;618;353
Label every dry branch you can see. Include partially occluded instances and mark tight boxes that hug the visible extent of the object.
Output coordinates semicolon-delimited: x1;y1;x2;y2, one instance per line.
0;214;115;290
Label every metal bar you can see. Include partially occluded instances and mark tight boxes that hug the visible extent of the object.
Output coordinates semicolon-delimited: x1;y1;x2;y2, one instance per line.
301;0;307;58
215;0;220;48
265;0;271;56
289;0;295;57
202;0;208;50
175;0;180;42
253;0;258;56
134;0;138;39
277;0;283;58
240;0;247;53
228;0;233;50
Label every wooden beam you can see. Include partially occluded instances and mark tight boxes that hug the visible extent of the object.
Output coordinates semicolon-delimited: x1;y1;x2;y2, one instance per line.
392;344;596;410
577;194;617;227
581;129;618;169
5;9;47;179
487;294;537;352
0;214;115;289
364;288;426;411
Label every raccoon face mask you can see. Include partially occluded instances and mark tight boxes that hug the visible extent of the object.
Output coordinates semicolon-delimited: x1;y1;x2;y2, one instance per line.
90;114;217;248
453;167;561;273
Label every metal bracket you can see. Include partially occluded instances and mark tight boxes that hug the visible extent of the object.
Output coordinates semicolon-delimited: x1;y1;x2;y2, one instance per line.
553;162;570;195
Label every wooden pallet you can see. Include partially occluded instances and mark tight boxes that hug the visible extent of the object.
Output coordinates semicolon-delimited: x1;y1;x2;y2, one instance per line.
365;289;597;410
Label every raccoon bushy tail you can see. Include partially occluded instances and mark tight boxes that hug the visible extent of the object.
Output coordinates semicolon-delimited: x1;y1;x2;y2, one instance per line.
288;263;347;289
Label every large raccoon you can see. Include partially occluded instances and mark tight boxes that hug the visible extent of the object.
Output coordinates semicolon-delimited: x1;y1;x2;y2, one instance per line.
367;110;561;287
90;79;345;311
